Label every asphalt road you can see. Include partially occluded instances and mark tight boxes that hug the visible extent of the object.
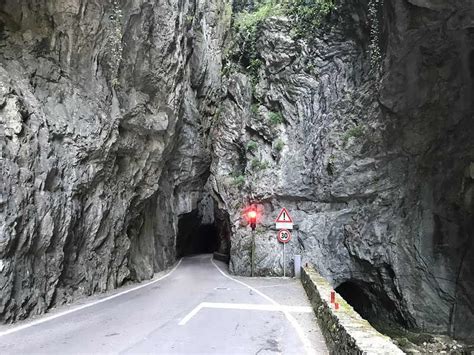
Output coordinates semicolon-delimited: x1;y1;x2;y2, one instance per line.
0;254;328;354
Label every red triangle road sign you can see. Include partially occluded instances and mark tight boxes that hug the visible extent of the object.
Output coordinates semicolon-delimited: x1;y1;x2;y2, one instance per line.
275;208;293;223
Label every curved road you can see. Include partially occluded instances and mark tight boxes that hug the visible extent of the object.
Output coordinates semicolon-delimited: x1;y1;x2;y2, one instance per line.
0;255;328;354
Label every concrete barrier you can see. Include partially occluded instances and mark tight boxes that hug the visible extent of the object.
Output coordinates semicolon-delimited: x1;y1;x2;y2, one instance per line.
301;266;405;354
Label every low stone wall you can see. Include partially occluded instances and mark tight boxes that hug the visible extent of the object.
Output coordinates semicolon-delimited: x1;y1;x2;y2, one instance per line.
301;266;404;354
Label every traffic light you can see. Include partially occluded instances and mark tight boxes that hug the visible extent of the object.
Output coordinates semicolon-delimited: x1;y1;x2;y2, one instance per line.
247;206;257;231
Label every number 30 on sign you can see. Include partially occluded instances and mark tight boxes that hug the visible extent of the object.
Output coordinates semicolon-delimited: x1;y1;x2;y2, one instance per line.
277;229;291;244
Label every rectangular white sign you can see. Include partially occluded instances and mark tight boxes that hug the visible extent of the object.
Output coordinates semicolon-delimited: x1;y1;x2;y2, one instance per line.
276;222;293;230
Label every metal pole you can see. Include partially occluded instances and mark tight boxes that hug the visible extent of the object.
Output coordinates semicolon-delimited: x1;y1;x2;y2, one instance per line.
251;230;255;277
283;242;286;277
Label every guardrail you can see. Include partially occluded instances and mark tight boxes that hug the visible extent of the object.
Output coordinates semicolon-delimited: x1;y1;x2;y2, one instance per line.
301;266;404;354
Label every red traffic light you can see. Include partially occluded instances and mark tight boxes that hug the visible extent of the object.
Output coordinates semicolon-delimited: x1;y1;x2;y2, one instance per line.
243;205;259;231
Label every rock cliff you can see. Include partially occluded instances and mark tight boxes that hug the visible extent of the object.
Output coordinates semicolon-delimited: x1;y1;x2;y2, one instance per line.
0;0;230;321
1;0;473;344
209;0;474;341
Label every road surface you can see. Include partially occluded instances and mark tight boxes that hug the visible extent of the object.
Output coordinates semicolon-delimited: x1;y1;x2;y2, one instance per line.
0;254;328;354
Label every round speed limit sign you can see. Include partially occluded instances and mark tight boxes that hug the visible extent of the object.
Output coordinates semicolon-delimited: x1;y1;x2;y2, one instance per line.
277;229;292;244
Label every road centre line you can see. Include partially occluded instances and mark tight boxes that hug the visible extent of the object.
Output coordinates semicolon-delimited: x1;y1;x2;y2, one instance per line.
210;257;317;355
178;302;313;325
0;259;183;338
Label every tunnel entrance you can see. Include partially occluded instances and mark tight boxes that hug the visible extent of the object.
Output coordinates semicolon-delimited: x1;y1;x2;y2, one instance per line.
175;195;231;260
176;211;219;256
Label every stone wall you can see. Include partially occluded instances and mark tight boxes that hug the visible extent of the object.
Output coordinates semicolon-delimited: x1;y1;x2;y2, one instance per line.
301;266;404;354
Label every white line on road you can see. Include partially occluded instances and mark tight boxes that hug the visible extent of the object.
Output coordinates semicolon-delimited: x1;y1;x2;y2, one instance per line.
178;302;313;325
210;257;317;355
203;302;313;313
0;259;183;338
178;303;205;325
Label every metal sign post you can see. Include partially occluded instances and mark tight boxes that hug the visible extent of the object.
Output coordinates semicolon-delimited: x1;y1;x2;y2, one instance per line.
251;229;255;277
277;229;291;277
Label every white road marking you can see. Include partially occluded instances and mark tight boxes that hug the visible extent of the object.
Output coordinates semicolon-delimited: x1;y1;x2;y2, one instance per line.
203;302;313;313
178;303;205;326
178;302;313;325
0;259;183;338
210;257;317;355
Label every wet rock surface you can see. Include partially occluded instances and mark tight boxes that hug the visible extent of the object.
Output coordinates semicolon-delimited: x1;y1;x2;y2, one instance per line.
209;0;474;342
1;0;473;345
0;0;230;321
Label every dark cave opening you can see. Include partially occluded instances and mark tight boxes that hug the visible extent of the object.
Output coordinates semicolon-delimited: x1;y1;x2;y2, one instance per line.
175;197;231;260
336;280;409;329
336;281;374;318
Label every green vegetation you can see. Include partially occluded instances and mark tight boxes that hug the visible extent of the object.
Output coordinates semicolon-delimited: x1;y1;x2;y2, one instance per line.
246;140;258;152
233;1;284;34
251;104;260;115
231;175;246;187
251;158;261;170
234;0;334;36
230;0;335;90
250;158;270;171
396;338;410;348
269;111;284;125
246;58;263;82
213;107;222;122
111;78;120;87
232;1;283;85
285;0;336;36
373;323;448;353
185;15;194;26
274;139;285;152
305;63;317;76
342;125;366;146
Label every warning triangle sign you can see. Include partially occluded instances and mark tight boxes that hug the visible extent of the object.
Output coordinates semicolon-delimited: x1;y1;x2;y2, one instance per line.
275;208;293;223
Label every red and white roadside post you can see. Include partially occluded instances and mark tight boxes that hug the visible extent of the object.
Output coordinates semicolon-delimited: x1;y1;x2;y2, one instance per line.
330;290;339;310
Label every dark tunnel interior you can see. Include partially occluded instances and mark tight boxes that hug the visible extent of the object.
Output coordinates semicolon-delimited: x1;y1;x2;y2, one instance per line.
175;204;231;259
336;281;374;318
335;280;409;330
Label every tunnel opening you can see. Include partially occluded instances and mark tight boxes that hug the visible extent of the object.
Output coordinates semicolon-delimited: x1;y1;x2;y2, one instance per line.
175;195;231;261
176;211;219;257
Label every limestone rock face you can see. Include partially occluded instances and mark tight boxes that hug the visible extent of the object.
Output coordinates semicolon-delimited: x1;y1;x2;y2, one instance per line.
0;0;230;321
209;0;474;341
1;0;473;344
